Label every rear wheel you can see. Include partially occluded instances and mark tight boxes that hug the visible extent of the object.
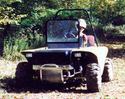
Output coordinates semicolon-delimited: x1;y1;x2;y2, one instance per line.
85;63;101;92
102;58;113;82
15;62;33;86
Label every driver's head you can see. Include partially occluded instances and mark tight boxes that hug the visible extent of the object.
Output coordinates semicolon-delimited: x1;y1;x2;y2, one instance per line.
78;19;87;29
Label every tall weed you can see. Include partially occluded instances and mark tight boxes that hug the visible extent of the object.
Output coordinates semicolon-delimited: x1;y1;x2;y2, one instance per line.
3;31;45;61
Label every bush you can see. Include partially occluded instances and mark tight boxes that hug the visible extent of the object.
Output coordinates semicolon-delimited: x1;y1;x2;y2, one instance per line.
3;29;45;61
3;9;56;61
103;24;125;36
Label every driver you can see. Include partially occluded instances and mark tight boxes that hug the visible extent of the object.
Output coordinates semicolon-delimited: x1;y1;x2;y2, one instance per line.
78;19;95;47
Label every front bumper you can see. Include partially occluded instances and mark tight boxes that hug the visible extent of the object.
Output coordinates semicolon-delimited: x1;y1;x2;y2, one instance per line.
33;64;75;83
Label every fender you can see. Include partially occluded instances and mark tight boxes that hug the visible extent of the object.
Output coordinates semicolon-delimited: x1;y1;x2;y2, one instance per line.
73;46;108;75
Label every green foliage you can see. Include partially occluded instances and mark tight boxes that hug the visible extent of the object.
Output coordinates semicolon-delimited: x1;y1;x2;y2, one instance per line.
1;0;125;61
3;29;45;61
103;24;125;35
90;0;125;24
4;36;27;60
20;18;34;27
20;9;56;26
74;0;91;8
0;0;21;3
3;8;56;61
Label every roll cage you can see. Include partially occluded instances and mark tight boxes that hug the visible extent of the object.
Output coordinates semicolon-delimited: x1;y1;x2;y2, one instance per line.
45;9;99;48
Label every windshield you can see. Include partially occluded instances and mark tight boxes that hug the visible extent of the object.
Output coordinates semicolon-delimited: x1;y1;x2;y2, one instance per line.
47;20;79;43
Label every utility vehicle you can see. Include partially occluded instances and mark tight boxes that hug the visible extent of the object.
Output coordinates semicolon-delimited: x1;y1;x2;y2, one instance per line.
15;9;113;92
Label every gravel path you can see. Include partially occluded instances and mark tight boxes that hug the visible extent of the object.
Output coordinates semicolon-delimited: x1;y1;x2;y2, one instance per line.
0;49;124;98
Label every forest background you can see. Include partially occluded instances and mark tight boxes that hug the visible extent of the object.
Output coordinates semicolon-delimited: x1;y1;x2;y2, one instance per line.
0;0;125;61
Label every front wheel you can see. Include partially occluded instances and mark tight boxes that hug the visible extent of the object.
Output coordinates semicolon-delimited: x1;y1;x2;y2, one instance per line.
15;62;33;86
85;63;101;92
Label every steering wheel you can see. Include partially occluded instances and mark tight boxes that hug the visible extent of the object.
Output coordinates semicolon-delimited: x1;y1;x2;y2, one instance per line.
64;32;76;38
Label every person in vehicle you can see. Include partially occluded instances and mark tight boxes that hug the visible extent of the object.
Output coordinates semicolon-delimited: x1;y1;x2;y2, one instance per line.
78;19;95;47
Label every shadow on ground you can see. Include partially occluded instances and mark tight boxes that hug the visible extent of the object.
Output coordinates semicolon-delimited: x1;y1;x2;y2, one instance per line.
106;35;125;43
0;78;89;94
108;48;125;58
103;35;125;58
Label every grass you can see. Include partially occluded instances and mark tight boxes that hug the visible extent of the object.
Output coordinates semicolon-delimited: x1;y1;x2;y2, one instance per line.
3;32;45;61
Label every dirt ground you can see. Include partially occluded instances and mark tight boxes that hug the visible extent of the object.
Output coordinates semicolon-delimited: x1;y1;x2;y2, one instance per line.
0;43;124;98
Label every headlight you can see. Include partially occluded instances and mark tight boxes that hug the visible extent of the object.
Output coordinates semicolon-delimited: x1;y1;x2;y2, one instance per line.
26;53;32;58
65;51;69;55
74;53;81;57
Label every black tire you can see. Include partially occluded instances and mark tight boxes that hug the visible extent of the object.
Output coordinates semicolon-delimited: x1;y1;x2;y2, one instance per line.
85;63;101;92
102;58;113;82
15;62;33;86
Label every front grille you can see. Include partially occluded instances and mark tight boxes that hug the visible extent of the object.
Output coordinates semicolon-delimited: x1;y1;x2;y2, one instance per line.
32;51;71;65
